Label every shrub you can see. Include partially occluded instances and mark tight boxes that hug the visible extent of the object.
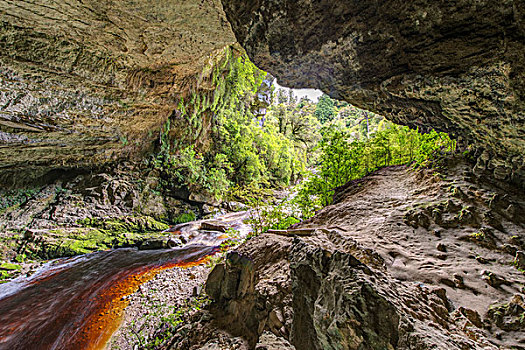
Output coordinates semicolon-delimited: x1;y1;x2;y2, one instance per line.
296;123;456;216
173;212;197;224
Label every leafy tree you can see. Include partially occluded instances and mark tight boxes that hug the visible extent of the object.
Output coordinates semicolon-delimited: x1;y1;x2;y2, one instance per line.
314;94;336;123
296;122;456;215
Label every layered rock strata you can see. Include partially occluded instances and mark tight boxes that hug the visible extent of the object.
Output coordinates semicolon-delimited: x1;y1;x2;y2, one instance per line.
0;0;235;186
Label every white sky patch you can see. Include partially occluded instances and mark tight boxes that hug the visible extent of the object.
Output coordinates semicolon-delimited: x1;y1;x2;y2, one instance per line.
273;80;323;103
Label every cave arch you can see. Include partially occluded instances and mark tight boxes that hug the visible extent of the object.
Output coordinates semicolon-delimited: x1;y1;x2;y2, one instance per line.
0;0;523;187
221;0;525;187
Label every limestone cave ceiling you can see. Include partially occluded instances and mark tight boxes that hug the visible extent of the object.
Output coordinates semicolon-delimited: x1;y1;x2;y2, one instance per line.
0;0;523;186
221;0;525;186
0;0;235;185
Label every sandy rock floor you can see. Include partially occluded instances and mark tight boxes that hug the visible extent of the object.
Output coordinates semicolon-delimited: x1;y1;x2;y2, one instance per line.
301;162;525;347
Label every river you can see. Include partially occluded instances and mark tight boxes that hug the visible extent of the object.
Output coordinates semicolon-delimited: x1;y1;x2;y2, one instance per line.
0;211;251;350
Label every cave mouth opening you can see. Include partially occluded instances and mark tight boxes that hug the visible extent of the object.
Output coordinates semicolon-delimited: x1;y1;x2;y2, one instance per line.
253;75;457;212
151;43;458;215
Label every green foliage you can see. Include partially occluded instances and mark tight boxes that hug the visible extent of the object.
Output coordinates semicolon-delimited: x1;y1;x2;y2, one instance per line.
314;94;336;124
121;292;210;350
276;216;301;229
0;188;40;212
209;62;305;190
245;195;300;237
156;146;231;200
172;212;197;224
14;254;26;263
155;46;306;200
0;260;24;283
0;270;10;282
150;43;456;213
16;225;175;261
292;175;324;218
226;183;273;203
215;116;303;187
0;262;22;271
0;262;23;282
297;122;456;214
266;90;321;164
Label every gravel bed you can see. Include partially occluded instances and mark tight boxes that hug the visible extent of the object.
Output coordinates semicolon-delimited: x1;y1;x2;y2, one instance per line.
108;262;212;350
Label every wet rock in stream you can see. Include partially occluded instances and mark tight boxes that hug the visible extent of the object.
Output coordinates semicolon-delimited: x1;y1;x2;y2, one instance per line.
139;237;182;250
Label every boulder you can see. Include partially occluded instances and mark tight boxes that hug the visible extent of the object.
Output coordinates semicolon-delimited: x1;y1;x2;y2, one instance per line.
139;237;181;250
200;221;230;233
223;201;249;212
189;191;220;206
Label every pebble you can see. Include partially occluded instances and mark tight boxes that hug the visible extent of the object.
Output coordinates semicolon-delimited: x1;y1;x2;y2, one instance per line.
110;263;212;349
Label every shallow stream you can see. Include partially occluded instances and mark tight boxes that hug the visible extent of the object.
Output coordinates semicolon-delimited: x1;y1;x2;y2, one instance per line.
0;211;251;350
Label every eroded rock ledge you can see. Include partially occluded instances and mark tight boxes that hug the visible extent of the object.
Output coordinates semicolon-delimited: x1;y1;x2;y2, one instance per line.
182;235;502;349
221;0;525;187
0;0;235;186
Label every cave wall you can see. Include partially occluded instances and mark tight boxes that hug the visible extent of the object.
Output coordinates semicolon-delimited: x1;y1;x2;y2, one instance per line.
0;0;235;187
221;0;525;187
1;0;523;188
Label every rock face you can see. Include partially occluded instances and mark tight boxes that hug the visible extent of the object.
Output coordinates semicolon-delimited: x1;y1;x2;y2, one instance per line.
202;235;501;349
0;0;235;186
0;165;206;260
190;163;525;350
1;1;523;187
221;0;525;187
290;243;401;350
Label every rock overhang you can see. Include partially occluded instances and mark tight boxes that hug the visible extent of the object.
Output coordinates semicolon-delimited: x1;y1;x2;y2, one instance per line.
0;0;236;186
0;0;523;188
221;0;525;187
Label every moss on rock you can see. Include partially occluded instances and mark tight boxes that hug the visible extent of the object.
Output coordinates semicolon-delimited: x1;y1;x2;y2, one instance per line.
78;216;169;233
0;262;22;271
2;216;173;260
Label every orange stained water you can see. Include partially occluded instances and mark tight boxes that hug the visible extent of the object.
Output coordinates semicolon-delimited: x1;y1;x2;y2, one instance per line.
0;245;218;350
72;256;212;350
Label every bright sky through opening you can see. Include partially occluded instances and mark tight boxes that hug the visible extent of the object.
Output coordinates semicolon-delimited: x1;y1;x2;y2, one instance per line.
273;80;323;102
